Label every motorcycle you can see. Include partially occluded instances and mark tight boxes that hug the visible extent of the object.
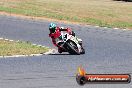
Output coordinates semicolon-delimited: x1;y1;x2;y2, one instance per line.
55;32;85;55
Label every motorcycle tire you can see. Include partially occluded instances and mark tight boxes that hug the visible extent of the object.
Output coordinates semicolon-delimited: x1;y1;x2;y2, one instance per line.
80;47;85;54
65;40;80;55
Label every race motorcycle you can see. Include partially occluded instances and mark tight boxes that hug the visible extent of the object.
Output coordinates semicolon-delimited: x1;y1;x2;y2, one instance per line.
55;32;85;55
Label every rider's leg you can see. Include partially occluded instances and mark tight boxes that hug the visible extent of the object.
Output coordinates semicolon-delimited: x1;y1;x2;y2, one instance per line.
58;47;62;53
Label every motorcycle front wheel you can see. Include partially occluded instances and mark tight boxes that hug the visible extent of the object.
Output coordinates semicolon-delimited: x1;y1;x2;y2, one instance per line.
64;40;80;55
80;47;85;54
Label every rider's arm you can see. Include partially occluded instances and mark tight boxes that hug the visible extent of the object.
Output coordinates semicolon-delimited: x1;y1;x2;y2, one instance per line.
60;28;67;31
60;27;75;36
49;33;57;46
60;27;72;33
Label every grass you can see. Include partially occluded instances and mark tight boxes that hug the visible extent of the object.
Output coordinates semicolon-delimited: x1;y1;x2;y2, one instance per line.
0;0;132;29
0;39;49;56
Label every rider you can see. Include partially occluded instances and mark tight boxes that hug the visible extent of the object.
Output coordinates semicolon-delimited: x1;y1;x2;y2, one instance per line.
49;23;82;53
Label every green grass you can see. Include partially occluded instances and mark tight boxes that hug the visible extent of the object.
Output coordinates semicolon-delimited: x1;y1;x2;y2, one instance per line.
0;39;49;56
0;0;132;29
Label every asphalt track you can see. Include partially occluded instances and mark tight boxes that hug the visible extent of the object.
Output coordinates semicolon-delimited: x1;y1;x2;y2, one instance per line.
0;15;132;88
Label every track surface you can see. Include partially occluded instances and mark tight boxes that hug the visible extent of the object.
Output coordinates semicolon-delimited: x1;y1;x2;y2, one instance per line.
0;15;132;88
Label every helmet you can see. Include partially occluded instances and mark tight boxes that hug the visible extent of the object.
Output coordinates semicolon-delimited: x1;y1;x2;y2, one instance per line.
49;23;56;33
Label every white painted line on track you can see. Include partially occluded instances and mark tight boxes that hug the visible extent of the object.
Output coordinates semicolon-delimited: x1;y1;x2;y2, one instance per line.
0;38;3;40
9;40;14;42
44;49;57;55
95;26;100;28
32;44;37;46
103;27;108;29
114;28;119;30
0;49;56;58
5;39;9;41
37;45;42;47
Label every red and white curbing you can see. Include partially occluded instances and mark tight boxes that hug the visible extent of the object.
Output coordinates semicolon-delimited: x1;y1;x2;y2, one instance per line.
0;38;57;58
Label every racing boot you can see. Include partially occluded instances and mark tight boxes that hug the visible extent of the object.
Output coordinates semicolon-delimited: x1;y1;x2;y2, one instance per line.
58;47;67;53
